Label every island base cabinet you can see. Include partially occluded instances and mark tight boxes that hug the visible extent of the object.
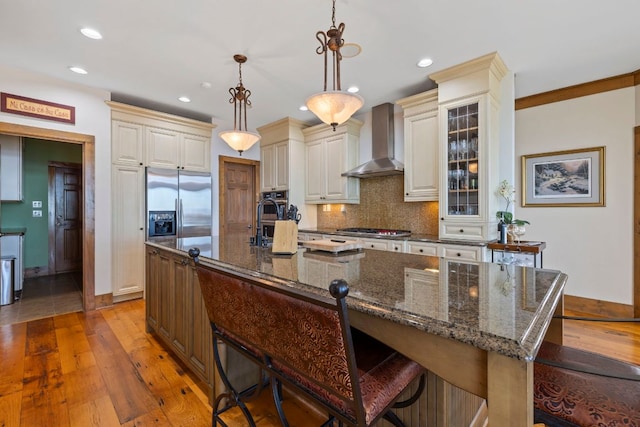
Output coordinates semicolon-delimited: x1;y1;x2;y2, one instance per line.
145;246;261;405
145;247;214;400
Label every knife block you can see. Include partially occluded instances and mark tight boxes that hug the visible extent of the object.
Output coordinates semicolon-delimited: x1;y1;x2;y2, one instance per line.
272;220;298;254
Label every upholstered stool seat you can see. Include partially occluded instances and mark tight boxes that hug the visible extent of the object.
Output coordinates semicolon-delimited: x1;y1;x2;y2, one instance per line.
534;341;640;426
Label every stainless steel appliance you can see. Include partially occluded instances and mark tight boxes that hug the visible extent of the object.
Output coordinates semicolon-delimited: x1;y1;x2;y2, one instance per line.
146;167;212;238
259;190;288;238
336;227;412;237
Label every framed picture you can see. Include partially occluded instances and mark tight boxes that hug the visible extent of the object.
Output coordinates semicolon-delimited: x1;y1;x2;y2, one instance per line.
521;146;605;207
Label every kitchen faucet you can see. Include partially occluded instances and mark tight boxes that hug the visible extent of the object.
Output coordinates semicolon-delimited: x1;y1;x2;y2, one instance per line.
253;197;284;247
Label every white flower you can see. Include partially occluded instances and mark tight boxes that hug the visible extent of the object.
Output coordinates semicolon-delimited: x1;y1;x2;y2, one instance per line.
497;179;515;204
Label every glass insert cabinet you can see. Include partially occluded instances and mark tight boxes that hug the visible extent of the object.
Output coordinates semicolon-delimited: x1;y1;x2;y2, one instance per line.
446;102;479;216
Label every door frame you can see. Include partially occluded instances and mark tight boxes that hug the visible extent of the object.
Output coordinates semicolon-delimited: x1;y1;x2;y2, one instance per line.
218;155;260;237
635;126;640;317
0;122;96;311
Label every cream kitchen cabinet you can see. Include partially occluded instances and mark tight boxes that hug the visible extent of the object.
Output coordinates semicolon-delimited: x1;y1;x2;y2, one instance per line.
406;241;439;257
109;101;214;172
111;164;146;298
0;135;22;201
396;89;439;202
359;237;405;253
146;127;210;172
260;142;288;192
303;119;361;204
258;117;307;195
429;52;508;242
109;101;215;300
112;120;144;166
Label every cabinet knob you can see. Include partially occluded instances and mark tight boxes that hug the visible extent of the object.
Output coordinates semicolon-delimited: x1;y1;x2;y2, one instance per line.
440;217;444;221
405;193;409;196
419;249;424;253
459;229;464;233
394;247;399;251
139;162;143;166
370;244;375;248
456;253;461;257
140;227;143;231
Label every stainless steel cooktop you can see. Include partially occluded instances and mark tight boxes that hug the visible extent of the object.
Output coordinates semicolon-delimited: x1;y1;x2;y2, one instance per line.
336;228;412;237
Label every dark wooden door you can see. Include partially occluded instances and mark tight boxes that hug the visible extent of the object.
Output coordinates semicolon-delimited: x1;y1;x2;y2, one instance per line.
51;164;82;273
223;160;256;236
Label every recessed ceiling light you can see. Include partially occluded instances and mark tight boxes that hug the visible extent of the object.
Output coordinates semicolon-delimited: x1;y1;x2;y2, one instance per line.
347;86;359;93
299;105;308;111
68;66;88;74
201;82;212;89
417;58;433;68
80;28;103;40
178;96;191;103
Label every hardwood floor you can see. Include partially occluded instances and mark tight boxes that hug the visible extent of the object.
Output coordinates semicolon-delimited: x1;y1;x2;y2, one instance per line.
0;299;638;426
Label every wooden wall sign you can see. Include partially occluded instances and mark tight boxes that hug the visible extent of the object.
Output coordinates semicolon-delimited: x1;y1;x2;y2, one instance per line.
1;92;75;124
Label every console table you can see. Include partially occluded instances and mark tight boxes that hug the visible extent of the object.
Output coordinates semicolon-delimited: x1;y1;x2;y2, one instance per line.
487;241;547;268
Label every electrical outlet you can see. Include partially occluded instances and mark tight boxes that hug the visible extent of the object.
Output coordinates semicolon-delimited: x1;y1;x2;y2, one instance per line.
32;200;42;208
32;210;42;217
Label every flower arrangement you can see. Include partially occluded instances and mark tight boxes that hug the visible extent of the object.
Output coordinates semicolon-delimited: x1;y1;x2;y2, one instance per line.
495;180;529;225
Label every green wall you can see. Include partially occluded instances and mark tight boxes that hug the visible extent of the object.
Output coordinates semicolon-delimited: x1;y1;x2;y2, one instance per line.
1;138;82;269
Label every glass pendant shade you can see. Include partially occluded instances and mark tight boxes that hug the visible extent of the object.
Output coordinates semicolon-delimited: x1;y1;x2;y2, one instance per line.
219;130;260;155
306;91;364;130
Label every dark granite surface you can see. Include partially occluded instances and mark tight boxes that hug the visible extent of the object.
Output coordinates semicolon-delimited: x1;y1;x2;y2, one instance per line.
146;235;567;361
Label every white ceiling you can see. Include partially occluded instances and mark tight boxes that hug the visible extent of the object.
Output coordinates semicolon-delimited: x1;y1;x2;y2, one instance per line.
1;0;639;130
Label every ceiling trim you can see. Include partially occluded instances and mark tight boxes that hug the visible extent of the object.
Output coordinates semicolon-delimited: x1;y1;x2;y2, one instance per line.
515;70;640;110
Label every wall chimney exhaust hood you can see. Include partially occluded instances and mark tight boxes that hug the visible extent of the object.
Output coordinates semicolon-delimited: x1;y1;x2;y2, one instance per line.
342;103;403;178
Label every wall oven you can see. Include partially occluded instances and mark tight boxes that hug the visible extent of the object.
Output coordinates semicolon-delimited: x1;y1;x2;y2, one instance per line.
260;190;288;238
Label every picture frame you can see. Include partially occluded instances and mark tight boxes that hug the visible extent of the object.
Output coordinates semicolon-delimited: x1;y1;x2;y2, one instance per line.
521;146;605;207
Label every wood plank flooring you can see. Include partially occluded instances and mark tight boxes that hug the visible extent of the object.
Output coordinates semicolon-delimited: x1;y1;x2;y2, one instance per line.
0;299;638;426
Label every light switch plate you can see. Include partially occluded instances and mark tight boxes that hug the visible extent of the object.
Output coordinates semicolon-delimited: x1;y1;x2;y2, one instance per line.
32;210;42;217
32;201;42;208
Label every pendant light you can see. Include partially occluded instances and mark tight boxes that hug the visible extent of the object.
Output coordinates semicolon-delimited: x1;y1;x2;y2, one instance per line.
305;0;363;131
219;54;260;155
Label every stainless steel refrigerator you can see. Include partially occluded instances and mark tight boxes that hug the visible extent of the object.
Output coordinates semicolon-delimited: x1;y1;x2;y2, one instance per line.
146;167;212;238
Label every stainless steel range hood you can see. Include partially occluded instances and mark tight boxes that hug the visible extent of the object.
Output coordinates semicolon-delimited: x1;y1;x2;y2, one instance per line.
342;103;404;178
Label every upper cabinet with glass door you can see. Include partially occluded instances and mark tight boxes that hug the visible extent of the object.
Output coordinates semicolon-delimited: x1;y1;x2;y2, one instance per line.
430;52;509;242
446;102;479;217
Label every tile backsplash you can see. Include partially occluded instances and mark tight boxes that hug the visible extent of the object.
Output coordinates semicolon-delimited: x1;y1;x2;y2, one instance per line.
316;175;439;235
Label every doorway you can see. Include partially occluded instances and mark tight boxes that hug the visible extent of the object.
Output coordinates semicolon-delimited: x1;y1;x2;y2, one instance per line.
48;162;82;274
218;155;259;253
0;122;95;311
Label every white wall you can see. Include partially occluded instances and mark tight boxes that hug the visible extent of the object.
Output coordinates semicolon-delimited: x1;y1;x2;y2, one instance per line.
0;65;113;296
515;87;635;304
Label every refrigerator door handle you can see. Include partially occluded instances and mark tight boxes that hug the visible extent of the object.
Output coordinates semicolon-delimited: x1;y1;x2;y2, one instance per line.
175;198;180;237
179;198;184;237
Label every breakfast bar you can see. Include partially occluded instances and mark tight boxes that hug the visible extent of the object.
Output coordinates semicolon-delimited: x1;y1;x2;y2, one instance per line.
146;236;567;426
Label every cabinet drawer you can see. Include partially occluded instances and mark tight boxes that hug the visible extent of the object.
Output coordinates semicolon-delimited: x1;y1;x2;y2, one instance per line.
441;223;484;240
360;238;390;251
389;241;405;253
440;245;481;261
407;242;439;257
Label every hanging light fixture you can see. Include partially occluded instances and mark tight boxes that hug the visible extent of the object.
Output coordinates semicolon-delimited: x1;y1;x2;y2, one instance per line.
219;54;260;155
305;0;363;131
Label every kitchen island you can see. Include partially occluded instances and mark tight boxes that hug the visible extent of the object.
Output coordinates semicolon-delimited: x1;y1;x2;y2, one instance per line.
145;235;567;426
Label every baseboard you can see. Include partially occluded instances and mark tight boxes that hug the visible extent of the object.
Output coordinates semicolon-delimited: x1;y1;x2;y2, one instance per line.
112;291;143;304
24;265;51;278
564;294;634;318
95;293;113;309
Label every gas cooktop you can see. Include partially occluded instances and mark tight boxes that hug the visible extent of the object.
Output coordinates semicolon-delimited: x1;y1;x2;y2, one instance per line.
337;228;412;237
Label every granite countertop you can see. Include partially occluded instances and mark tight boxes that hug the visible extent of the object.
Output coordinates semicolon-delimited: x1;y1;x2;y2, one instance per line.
298;228;490;247
146;235;567;361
